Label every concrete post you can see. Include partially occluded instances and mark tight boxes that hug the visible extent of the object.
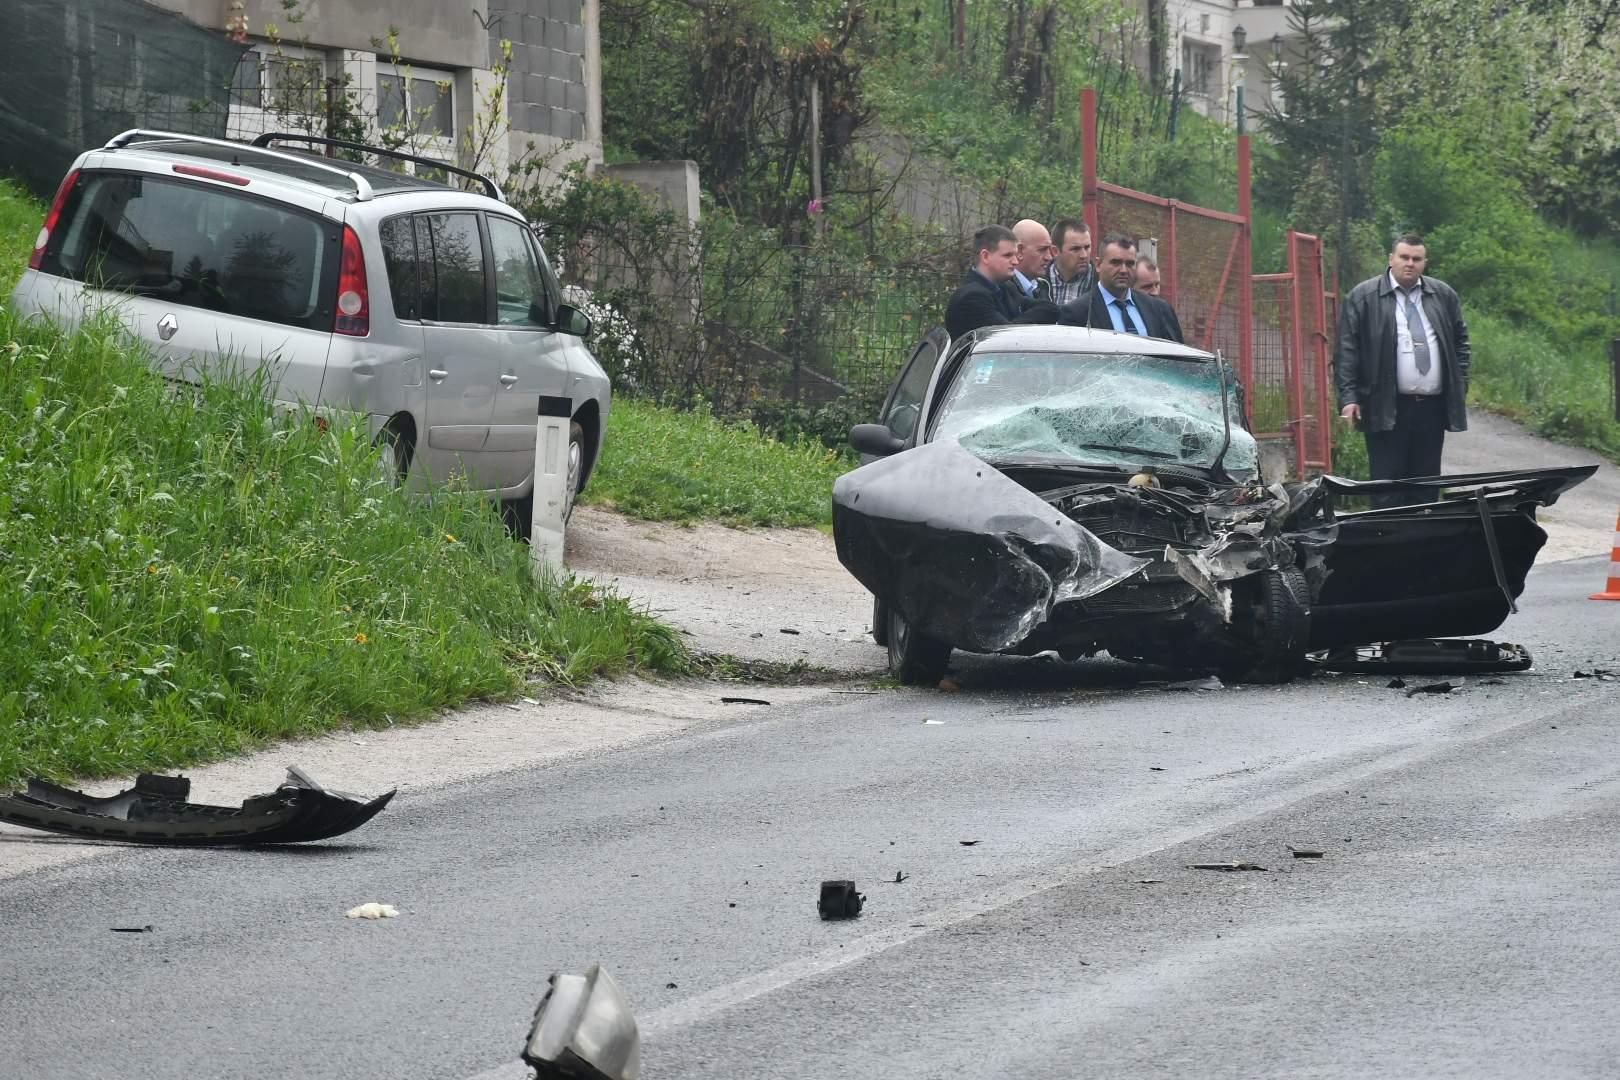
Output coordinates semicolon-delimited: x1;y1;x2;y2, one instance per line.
530;394;572;576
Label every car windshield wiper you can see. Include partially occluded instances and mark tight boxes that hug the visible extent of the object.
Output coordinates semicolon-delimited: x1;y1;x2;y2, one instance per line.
1076;442;1178;460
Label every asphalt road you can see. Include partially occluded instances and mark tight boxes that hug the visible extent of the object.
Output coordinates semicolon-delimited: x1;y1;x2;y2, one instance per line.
2;558;1617;1080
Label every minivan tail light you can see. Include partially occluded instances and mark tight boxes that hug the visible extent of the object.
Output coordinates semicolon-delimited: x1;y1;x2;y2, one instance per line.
29;168;79;271
335;225;369;337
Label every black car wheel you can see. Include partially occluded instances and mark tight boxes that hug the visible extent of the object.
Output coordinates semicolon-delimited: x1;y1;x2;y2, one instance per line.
871;596;890;647
887;604;951;686
1221;567;1311;685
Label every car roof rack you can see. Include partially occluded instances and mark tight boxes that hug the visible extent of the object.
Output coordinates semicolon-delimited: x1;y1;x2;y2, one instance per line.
250;132;505;203
102;129;375;201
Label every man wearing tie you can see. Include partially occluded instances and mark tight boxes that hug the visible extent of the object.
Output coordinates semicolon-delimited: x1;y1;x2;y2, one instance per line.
1335;233;1471;506
1056;233;1183;342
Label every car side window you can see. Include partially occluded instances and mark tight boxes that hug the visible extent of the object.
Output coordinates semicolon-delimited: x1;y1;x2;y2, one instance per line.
421;212;486;324
883;338;941;441
486;215;548;328
530;232;564;326
377;215;421;321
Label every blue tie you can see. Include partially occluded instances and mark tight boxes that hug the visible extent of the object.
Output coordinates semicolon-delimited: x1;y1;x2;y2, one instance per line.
1114;298;1139;334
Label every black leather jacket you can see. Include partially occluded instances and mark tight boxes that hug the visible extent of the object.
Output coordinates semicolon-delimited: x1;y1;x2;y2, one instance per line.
1334;272;1471;433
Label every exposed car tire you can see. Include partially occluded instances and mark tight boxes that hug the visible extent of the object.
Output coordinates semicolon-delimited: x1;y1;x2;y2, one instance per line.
374;423;412;488
505;420;586;543
871;596;890;647
886;605;952;687
1221;567;1311;685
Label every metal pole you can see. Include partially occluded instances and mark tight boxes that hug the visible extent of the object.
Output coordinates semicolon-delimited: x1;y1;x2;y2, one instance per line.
809;79;823;237
1167;68;1181;142
1082;87;1099;240
1237;132;1255;407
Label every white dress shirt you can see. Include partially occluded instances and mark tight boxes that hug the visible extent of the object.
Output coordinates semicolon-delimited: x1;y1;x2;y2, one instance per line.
1390;271;1442;395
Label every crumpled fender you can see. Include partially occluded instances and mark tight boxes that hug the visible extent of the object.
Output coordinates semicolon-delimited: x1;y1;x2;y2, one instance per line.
833;440;1148;652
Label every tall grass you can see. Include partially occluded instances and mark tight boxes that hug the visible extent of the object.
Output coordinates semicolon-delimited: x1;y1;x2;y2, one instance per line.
584;397;851;527
0;304;689;787
1467;313;1620;459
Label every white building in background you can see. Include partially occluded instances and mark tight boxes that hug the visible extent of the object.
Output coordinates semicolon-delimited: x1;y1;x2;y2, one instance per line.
1140;0;1306;129
151;0;604;178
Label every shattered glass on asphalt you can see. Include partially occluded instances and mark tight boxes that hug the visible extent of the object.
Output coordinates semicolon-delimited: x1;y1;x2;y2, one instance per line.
931;352;1258;476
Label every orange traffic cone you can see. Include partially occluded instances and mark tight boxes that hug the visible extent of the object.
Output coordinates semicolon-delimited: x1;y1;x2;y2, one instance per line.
1593;509;1620;600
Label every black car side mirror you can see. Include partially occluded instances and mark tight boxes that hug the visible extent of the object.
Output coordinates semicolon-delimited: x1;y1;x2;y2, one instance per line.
850;423;905;457
556;303;593;339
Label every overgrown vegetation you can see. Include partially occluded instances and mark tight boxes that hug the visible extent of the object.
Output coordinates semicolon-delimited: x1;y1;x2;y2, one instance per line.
582;397;850;527
0;184;688;786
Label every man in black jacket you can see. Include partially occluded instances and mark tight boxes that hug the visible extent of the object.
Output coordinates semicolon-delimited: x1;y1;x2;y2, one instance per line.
944;225;1022;339
1055;233;1184;343
1335;233;1471;506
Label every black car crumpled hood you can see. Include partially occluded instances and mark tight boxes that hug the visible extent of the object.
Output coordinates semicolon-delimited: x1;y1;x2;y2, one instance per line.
833;440;1149;652
1163;478;1339;615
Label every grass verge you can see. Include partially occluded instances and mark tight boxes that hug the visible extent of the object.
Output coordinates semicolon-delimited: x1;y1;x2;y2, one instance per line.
582;396;853;528
1468;313;1620;460
1;180;40;293
0;307;689;787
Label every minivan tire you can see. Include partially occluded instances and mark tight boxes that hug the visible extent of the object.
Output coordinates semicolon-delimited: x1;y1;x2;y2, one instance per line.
375;424;412;487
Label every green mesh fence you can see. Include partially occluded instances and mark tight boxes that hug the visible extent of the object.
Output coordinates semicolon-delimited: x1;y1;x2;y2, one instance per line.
0;0;246;199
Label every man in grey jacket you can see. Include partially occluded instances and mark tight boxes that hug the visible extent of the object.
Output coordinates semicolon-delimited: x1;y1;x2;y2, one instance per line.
1335;233;1471;506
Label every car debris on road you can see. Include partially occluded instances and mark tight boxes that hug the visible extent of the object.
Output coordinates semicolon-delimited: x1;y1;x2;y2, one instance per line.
522;964;641;1080
818;880;865;919
0;766;394;845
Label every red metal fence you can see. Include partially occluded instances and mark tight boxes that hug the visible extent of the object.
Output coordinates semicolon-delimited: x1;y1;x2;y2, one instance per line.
1080;88;1336;475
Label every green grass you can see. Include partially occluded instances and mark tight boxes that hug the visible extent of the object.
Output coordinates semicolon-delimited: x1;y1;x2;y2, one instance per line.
0;180;40;293
583;396;853;527
1468;313;1620;460
0;305;690;787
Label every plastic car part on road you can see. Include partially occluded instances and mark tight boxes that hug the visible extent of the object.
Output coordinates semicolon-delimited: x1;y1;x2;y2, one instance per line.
0;766;394;845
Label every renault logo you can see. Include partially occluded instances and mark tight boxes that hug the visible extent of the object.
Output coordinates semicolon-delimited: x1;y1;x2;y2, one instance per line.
157;313;178;341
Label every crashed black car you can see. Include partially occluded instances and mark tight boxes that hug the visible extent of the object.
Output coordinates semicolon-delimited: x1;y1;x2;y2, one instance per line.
834;325;1593;686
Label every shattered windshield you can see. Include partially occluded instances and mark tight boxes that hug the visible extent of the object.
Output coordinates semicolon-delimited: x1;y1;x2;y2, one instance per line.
931;350;1257;474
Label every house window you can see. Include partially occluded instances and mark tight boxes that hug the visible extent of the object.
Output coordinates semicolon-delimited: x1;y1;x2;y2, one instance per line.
377;63;455;140
230;44;326;114
1183;40;1221;96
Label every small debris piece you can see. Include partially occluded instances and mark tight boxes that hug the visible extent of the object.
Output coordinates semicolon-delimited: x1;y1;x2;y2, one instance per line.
345;903;399;920
1163;676;1224;692
665;982;678;989
111;925;154;933
779;628;801;636
522;697;540;706
1386;677;1407;689
504;703;524;711
1405;681;1455;697
720;696;771;705
958;839;982;846
1149;767;1166;772
1289;848;1325;859
893;871;908;883
923;718;945;725
1188;862;1268;872
818;880;864;920
1136;879;1164;885
728;902;736;908
937;677;962;692
1574;670;1592;679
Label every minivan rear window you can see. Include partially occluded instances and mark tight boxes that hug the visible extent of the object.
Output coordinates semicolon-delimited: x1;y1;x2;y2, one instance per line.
43;172;336;331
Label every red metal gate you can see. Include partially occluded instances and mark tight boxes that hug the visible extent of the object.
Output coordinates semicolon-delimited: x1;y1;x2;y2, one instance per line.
1251;232;1333;472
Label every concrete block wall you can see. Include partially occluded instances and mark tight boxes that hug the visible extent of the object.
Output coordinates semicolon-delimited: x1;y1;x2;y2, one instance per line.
494;0;589;144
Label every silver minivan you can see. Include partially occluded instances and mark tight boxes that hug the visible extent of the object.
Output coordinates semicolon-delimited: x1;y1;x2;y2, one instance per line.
9;130;612;532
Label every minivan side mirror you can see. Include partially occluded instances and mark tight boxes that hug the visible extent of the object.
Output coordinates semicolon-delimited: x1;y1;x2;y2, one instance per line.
557;303;593;339
849;423;906;457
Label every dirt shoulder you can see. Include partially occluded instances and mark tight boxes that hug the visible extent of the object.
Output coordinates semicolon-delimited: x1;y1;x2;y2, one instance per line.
566;508;888;674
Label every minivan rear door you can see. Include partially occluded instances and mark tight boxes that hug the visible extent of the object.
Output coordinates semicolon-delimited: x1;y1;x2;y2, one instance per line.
36;170;339;403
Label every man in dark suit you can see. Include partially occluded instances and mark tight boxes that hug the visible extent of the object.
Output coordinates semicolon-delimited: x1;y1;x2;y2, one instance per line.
1335;232;1471;507
1056;233;1184;343
944;224;1023;339
1003;219;1056;312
